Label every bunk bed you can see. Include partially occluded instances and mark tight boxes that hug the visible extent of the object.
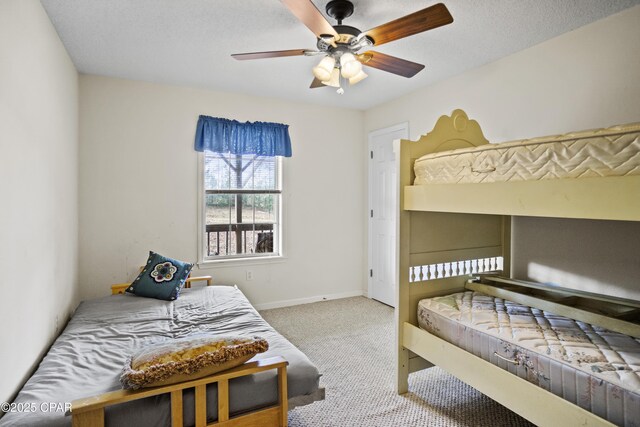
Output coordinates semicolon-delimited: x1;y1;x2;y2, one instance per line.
395;109;640;426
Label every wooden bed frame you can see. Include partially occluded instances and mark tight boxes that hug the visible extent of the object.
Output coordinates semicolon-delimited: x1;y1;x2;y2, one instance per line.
71;281;288;427
72;356;288;427
395;109;640;426
110;273;213;295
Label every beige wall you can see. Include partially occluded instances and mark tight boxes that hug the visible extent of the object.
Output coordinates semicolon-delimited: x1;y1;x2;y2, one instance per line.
79;75;365;308
0;0;79;404
364;6;640;299
512;217;640;300
365;5;640;142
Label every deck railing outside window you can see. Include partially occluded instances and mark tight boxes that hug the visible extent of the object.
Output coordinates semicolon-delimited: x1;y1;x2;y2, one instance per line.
205;223;274;256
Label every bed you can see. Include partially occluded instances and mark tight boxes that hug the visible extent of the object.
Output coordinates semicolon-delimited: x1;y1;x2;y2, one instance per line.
395;109;640;426
0;285;323;427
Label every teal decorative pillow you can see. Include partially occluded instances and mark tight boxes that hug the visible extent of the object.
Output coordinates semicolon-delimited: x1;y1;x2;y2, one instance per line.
126;252;193;301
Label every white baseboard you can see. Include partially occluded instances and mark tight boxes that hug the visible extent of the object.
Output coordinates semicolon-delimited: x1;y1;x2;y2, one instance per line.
254;290;364;311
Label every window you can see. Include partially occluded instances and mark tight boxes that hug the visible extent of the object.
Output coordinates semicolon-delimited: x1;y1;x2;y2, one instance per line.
202;153;281;261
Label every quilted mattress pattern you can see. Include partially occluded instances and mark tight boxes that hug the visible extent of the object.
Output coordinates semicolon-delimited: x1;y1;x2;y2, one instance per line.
414;126;640;184
418;291;640;426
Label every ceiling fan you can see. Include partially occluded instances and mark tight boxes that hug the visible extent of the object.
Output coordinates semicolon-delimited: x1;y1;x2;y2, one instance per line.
232;0;453;94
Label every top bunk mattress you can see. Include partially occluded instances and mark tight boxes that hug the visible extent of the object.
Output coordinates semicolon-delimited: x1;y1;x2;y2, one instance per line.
0;285;321;427
418;291;640;426
414;125;640;185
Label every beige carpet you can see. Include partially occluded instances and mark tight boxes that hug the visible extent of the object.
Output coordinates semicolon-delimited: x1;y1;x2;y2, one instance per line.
261;296;534;427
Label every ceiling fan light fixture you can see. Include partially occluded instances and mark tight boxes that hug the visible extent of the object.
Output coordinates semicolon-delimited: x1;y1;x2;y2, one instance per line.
233;1;453;93
349;70;368;85
339;52;362;79
321;67;341;88
312;56;336;81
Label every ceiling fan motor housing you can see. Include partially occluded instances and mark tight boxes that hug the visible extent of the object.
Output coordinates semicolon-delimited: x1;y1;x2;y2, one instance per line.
326;0;354;24
318;1;372;53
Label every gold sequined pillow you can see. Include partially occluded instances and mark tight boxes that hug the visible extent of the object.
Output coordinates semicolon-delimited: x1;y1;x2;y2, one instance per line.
120;335;269;389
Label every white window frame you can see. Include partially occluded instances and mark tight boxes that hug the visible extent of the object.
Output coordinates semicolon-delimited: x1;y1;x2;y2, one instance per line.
197;152;284;266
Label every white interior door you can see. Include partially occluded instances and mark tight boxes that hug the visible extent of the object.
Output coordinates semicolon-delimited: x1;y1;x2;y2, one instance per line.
368;123;408;307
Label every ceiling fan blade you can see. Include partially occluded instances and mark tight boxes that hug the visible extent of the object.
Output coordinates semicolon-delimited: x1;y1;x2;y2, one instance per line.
280;0;339;40
232;49;309;60
358;51;425;78
363;3;453;47
310;78;326;88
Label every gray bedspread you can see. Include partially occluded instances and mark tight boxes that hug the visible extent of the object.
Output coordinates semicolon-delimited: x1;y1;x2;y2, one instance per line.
0;285;322;426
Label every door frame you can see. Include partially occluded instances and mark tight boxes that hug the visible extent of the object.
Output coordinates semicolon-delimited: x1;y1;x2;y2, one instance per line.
367;122;409;302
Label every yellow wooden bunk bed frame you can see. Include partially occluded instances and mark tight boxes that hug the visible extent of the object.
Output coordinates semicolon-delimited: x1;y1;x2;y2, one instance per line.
395;109;640;427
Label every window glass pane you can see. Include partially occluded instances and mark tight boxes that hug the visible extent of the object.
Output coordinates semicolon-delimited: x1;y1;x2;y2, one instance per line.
205;153;277;191
241;194;254;224
205;194;236;225
239;195;276;223
243;157;276;190
251;229;274;254
204;154;231;190
206;228;237;257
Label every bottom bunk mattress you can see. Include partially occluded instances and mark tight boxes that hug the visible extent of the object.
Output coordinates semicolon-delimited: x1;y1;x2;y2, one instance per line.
0;285;322;427
417;291;640;426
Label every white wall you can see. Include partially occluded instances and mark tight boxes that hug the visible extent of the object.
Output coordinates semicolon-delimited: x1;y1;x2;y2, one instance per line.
364;6;640;299
79;75;364;308
0;0;79;404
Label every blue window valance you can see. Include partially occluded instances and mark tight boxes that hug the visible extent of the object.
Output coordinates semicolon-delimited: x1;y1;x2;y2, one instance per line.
194;116;292;157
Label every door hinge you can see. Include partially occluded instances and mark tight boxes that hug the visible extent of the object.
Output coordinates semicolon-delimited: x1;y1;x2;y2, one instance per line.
370;151;373;159
369;269;373;277
370;209;373;218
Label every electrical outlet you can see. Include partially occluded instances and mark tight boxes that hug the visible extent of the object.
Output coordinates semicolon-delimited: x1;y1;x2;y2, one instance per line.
246;270;253;281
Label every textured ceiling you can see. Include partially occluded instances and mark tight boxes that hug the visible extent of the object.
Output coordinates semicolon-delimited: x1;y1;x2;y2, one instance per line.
41;0;640;110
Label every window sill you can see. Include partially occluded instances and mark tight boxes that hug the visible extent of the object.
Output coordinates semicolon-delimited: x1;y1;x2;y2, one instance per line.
197;255;288;269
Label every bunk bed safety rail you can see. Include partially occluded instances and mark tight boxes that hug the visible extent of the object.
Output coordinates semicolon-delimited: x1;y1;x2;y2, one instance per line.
409;257;503;283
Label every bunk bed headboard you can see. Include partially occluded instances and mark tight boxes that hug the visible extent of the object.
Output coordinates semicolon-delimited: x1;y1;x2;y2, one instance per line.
397;108;508;295
395;109;510;393
404;109;489;183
